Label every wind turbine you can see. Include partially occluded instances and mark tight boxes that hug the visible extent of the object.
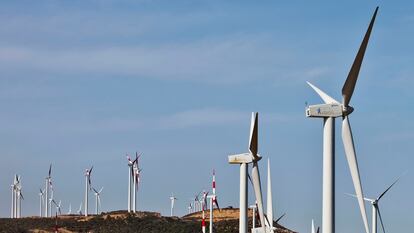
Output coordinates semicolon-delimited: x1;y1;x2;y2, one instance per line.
93;187;104;215
133;152;142;213
194;192;201;212
84;166;93;216
312;219;320;233
126;154;136;213
39;188;45;217
170;193;177;216
11;175;18;218
305;7;378;233
347;176;401;233
67;203;72;215
52;200;62;216
15;176;23;218
77;202;83;216
228;112;266;233
45;164;52;217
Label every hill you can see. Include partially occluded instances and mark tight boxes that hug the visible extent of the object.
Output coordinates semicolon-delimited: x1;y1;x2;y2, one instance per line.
0;209;297;233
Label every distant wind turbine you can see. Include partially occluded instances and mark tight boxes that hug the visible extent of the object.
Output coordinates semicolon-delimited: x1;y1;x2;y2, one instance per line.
170;193;177;216
45;164;52;217
93;187;104;215
84;166;93;216
347;175;402;233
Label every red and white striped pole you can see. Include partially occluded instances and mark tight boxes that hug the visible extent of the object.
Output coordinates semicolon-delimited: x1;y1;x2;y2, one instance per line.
202;191;206;233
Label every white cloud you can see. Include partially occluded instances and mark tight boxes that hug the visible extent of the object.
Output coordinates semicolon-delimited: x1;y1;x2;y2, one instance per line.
0;36;293;84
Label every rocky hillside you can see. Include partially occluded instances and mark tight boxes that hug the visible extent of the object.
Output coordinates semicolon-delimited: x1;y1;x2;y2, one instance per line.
0;209;297;233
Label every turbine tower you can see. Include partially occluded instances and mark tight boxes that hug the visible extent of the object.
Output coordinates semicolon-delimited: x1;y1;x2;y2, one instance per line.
84;166;93;216
266;158;274;232
305;7;378;233
228;112;266;233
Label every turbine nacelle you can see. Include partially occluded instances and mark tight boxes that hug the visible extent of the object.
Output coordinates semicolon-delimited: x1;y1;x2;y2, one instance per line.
228;153;261;164
306;103;354;118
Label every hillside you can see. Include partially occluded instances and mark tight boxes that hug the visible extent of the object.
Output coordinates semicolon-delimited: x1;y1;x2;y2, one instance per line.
0;209;297;233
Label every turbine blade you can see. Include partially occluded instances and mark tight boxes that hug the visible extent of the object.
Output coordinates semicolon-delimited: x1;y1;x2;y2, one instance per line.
251;162;266;230
307;81;340;104
249;112;258;158
275;213;285;223
312;219;316;233
377;176;401;201
342;7;378;106
317;227;320;233
48;164;52;177
345;193;374;202
214;197;220;210
342;116;370;233
377;205;386;233
92;187;98;194
99;187;104;193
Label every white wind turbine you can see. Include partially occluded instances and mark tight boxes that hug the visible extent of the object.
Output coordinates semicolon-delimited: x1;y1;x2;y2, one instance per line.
93;187;104;215
312;219;320;233
45;164;52;218
305;7;378;233
347;176;401;233
228;112;266;233
126;154;136;213
84;166;93;216
170;193;177;216
52;200;62;216
39;188;45;217
67;203;72;215
133;152;142;213
77;202;83;216
11;175;19;218
14;176;23;218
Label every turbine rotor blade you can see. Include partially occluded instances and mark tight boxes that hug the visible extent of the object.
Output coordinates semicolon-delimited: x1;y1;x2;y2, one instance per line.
342;7;379;106
251;162;265;230
377;176;401;201
249;112;258;158
307;81;340;104
342;116;370;233
377;205;386;233
275;213;286;223
312;219;316;233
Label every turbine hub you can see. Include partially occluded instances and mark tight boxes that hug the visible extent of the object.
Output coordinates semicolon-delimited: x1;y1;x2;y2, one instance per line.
342;105;354;116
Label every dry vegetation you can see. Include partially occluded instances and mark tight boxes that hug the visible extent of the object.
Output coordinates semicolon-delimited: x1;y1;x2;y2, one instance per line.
0;209;297;233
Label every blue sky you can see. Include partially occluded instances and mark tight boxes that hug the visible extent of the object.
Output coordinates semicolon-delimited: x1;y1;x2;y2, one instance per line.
0;0;413;232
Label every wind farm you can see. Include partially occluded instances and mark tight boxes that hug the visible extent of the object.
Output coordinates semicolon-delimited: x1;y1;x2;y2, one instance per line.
0;1;413;233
